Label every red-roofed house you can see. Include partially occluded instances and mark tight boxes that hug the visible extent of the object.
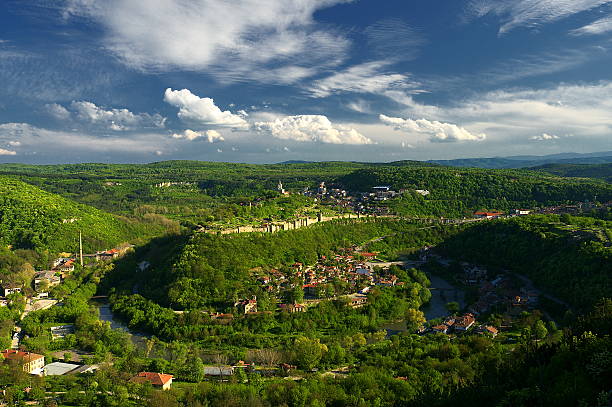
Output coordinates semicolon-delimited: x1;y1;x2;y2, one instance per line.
454;313;476;331
130;372;173;390
1;349;45;374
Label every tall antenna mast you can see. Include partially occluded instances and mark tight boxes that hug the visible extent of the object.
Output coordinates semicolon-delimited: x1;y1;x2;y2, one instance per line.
79;230;84;267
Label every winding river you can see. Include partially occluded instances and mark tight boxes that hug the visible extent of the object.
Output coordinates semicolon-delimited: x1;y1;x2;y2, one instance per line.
383;273;465;336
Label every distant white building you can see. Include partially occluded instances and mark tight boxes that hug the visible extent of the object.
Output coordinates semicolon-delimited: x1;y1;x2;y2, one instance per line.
373;186;396;201
415;189;430;196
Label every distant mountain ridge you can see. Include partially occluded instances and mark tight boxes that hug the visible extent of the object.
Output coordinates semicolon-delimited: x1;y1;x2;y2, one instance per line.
428;151;612;169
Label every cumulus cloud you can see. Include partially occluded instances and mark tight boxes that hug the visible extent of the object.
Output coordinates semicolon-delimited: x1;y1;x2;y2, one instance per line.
45;103;71;120
382;80;612;154
63;0;350;84
0;148;16;155
254;115;372;145
570;15;612;35
308;61;419;98
45;101;165;131
469;0;612;34
70;101;166;130
171;129;225;143
530;133;560;141
379;114;486;143
164;88;248;129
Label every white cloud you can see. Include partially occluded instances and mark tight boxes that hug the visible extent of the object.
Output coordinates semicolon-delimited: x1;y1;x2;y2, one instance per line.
45;103;71;120
254;115;372;145
164;88;248;129
0;148;17;156
386;81;612;154
0;122;168;154
570;15;612;35
46;101;166;131
63;0;350;83
346;100;371;114
171;129;225;143
7;141;21;147
469;0;612;34
530;133;560;141
379;114;486;143
308;61;419;98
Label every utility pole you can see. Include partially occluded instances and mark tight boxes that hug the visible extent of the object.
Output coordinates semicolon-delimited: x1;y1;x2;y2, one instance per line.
79;231;84;267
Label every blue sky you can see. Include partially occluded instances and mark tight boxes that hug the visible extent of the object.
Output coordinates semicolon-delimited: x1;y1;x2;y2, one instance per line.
0;0;611;164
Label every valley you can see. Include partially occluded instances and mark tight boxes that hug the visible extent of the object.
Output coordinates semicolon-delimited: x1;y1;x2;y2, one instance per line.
0;160;610;407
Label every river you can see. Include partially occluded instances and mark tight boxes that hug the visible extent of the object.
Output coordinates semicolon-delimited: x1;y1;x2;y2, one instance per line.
91;299;150;347
95;301;130;331
91;274;463;340
383;273;465;336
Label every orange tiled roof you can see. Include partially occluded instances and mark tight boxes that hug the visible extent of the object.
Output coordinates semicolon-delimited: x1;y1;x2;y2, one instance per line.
131;372;173;386
1;349;44;363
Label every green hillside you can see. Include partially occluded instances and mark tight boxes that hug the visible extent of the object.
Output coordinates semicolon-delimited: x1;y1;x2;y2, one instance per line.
339;166;612;217
0;176;169;253
531;162;612;183
437;215;612;309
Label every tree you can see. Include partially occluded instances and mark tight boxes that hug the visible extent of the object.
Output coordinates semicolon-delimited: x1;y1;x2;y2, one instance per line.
292;286;305;303
294;337;327;370
182;356;204;382
405;308;426;332
534;320;548;340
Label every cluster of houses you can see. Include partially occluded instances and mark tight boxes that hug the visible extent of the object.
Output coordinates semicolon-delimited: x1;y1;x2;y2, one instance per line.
299;251;401;296
301;182;432;215
302;181;353;210
418;250;542;338
468;274;538;316
473;209;532;220
0;248;130;305
428;313;499;337
242;249;404;316
536;201;610;216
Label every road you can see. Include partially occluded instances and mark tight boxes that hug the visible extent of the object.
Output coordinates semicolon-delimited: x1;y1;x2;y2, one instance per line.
11;298;59;349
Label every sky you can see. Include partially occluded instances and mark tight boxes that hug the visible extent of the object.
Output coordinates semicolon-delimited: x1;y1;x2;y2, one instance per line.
0;0;611;164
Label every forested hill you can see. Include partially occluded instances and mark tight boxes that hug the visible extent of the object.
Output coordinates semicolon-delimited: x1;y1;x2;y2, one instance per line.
437;215;612;310
105;219;454;311
0;176;168;253
339;166;612;216
530;163;612;183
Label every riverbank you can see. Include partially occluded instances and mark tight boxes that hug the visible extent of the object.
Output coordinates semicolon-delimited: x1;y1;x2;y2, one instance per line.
383;273;465;336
